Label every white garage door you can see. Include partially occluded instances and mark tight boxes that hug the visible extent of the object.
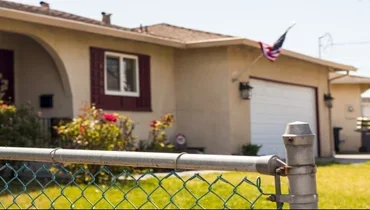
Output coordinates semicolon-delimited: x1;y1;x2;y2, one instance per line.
250;79;318;159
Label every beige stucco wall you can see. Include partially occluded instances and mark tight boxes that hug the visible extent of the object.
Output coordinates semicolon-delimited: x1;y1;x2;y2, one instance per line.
0;31;72;118
0;17;177;142
228;46;332;157
174;47;231;154
0;17;333;156
331;84;363;152
175;45;332;156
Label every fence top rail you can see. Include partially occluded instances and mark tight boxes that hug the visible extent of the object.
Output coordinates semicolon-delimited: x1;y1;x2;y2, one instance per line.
0;147;283;175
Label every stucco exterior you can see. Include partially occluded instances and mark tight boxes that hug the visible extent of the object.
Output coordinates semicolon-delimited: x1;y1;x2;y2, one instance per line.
174;45;332;156
331;83;370;152
0;17;177;141
0;31;72;118
174;47;230;154
227;46;332;157
0;16;340;157
331;84;362;152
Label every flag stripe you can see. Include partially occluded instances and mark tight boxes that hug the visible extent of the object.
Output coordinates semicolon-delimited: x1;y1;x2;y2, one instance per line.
259;29;290;62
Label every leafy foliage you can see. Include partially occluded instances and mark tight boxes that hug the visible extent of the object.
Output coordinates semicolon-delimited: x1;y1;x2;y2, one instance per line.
55;104;137;183
54;104;176;183
241;144;262;156
0;73;48;148
0;74;49;172
56;104;136;151
139;114;175;153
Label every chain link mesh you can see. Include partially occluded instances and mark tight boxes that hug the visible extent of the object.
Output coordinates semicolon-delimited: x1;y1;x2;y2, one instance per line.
0;162;283;209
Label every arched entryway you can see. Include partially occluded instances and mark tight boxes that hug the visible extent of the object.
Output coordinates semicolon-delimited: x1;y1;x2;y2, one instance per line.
0;30;73;118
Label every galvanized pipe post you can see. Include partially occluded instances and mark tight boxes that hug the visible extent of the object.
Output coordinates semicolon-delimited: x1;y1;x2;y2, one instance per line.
283;121;318;209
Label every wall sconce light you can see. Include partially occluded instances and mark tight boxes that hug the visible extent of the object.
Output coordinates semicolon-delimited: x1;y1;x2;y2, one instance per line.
239;82;253;100
324;93;334;108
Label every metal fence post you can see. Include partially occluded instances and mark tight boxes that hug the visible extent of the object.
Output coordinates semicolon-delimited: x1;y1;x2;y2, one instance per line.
282;121;318;209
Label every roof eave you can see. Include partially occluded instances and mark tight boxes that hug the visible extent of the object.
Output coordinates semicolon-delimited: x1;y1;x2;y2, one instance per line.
186;38;357;72
0;7;186;48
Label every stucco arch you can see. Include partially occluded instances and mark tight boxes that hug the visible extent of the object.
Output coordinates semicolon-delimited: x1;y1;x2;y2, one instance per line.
26;34;73;98
0;27;74;117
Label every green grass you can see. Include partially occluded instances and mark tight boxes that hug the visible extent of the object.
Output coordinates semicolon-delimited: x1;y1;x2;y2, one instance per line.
1;161;370;209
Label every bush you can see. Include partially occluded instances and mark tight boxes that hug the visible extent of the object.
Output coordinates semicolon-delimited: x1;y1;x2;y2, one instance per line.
241;144;262;156
0;72;48;148
0;101;49;148
0;73;50;174
138;114;175;153
55;104;137;183
54;104;176;183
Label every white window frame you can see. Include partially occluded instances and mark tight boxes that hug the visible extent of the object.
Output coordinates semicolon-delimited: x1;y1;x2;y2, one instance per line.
104;51;140;97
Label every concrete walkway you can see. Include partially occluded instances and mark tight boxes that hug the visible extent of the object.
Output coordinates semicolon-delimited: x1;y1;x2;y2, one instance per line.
334;154;370;164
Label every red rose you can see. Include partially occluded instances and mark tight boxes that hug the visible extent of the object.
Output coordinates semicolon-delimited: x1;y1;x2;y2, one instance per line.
103;113;117;122
149;120;157;128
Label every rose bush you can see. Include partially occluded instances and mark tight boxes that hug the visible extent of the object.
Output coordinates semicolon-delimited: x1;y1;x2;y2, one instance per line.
56;104;136;151
55;104;137;183
139;114;175;153
54;103;177;183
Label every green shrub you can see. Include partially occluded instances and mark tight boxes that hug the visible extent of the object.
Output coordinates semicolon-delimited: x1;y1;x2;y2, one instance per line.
138;113;175;153
54;104;176;183
241;144;262;156
0;73;50;174
54;104;137;183
0;102;49;148
0;72;48;148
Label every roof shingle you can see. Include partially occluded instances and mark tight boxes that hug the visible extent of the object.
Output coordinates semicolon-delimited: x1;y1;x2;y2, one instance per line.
0;0;134;32
132;23;234;42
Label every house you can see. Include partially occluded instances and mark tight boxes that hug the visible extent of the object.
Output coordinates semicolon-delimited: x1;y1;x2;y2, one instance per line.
362;97;370;117
0;1;357;158
330;73;370;153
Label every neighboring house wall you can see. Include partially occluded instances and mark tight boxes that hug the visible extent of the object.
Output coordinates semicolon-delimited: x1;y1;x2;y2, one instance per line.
331;84;362;152
0;31;72;118
0;17;177;142
174;47;230;154
228;46;332;157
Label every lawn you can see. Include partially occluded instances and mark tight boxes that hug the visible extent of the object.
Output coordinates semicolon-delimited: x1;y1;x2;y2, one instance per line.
0;161;369;209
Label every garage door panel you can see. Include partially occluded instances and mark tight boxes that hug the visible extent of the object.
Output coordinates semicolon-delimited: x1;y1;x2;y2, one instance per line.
250;79;318;159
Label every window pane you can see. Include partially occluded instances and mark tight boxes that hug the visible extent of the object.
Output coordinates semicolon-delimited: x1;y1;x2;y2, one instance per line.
122;58;137;92
106;56;120;91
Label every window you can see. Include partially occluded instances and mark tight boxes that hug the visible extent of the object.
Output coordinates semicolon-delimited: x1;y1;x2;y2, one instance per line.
90;47;152;112
104;52;140;97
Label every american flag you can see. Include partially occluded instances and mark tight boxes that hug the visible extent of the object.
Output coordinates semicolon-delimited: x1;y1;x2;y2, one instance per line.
258;23;295;62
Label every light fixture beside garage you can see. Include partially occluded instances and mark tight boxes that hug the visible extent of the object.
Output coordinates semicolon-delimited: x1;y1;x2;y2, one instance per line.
324;93;334;108
239;82;253;100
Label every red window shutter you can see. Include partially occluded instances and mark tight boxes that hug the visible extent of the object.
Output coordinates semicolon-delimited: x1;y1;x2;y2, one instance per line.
136;54;152;111
90;47;152;112
90;47;104;107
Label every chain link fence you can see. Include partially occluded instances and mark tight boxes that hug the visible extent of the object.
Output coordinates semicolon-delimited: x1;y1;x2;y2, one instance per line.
0;162;280;209
0;121;319;209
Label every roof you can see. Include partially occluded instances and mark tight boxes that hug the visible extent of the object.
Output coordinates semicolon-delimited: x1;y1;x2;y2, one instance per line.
0;0;357;72
330;72;370;84
0;0;133;32
132;23;233;42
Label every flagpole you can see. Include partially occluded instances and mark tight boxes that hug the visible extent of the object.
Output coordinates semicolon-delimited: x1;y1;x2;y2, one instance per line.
232;53;263;83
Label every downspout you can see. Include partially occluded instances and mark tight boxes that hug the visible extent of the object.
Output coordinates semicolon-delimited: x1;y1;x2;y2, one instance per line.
327;70;349;157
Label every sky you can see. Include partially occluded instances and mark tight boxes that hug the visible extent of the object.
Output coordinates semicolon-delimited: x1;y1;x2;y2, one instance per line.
9;0;370;95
